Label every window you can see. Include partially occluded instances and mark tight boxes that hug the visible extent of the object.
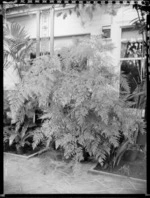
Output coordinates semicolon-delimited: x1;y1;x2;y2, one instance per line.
120;27;146;109
102;26;111;39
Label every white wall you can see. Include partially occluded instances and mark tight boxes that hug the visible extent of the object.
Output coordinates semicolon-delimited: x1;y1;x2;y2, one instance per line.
7;5;112;38
54;6;112;36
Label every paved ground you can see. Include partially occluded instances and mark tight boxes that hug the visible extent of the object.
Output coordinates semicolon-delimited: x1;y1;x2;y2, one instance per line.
4;153;146;194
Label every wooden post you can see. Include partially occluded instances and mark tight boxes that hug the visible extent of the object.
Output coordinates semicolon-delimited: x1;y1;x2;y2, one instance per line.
50;5;54;56
36;10;40;57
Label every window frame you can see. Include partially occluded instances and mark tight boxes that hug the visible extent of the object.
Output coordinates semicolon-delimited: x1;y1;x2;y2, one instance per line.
120;28;146;80
102;25;111;39
120;26;146;117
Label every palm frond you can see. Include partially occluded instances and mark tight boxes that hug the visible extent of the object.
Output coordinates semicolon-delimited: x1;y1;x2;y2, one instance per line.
4;21;31;72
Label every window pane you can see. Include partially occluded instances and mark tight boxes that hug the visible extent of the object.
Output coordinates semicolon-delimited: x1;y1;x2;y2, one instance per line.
102;29;111;38
121;60;142;87
121;41;145;58
120;28;146;109
121;27;142;40
120;60;143;108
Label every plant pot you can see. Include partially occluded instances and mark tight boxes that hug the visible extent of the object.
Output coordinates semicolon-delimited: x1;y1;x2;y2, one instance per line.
16;146;24;154
123;150;138;162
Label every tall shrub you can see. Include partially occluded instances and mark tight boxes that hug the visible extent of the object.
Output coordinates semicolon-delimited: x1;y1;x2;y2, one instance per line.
7;36;145;166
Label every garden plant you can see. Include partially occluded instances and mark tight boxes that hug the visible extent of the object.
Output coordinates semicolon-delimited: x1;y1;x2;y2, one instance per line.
3;21;40;154
5;34;146;171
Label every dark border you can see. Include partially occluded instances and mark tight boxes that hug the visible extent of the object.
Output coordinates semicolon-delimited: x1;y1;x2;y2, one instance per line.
146;12;150;195
0;2;4;196
2;0;150;197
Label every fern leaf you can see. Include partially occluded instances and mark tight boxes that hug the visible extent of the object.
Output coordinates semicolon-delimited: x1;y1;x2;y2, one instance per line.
32;128;43;149
109;135;119;148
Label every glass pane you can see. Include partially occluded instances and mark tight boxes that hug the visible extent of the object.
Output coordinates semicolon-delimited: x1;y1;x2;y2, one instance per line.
121;41;146;58
121;28;142;40
121;60;142;89
102;29;111;38
120;60;144;108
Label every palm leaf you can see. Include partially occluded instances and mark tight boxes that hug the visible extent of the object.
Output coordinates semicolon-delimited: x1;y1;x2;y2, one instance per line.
113;140;130;167
4;21;33;73
4;22;29;40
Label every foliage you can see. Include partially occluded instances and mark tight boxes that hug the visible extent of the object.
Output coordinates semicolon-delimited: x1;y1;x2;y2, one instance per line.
4;89;43;151
127;77;146;110
132;1;149;45
4;123;33;150
3;20;39;152
4;21;35;79
112;140;138;168
3;2;147;170
119;164;130;176
57;3;124;22
130;1;148;119
4;91;11;125
7;35;146;168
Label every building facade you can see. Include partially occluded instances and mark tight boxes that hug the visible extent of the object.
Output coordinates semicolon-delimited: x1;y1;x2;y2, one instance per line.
4;4;145;91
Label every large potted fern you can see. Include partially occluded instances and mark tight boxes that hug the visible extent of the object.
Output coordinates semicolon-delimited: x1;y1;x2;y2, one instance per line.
7;35;146;170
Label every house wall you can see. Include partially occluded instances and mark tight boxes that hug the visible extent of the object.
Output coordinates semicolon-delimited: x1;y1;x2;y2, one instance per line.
54;6;112;37
4;4;139;90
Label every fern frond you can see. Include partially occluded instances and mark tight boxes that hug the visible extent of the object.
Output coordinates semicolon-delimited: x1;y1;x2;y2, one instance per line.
32;128;43;149
109;135;119;148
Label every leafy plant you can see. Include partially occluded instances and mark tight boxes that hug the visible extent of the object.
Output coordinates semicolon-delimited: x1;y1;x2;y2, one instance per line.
112;140;136;168
119;165;130;176
4;21;35;79
7;35;146;168
3;20;42;152
131;1;148;119
4;123;33;152
4;89;43;152
112;118;146;168
4;91;11;125
110;3;148;167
